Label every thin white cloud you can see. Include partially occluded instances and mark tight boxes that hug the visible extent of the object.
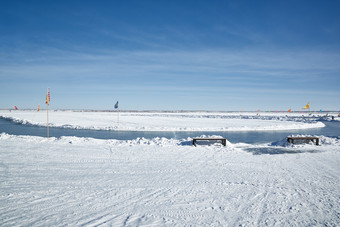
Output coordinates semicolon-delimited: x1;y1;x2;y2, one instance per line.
1;46;339;78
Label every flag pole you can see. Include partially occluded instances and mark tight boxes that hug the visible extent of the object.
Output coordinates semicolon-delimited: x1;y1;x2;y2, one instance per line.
118;108;119;126
46;88;50;138
114;101;119;127
47;102;49;138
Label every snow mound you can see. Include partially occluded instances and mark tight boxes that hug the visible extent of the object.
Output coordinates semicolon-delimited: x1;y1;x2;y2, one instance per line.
0;133;236;152
231;135;340;155
270;135;340;148
318;135;340;146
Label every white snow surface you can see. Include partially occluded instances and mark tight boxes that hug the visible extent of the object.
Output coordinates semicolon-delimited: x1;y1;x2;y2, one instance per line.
0;111;326;131
0;133;339;226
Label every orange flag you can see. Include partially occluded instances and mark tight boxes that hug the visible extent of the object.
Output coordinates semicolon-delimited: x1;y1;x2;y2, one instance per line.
46;88;50;105
303;102;310;109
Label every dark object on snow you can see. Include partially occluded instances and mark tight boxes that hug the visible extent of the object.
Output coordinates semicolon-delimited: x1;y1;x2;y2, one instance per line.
287;136;319;145
193;138;227;146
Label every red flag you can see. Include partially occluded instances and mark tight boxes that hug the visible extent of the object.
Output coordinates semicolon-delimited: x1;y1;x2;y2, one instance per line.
14;106;18;110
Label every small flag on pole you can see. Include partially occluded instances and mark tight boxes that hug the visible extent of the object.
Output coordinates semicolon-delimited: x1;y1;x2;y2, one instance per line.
37;105;40;111
288;108;291;113
46;88;50;105
14;106;18;110
114;101;119;109
302;102;310;109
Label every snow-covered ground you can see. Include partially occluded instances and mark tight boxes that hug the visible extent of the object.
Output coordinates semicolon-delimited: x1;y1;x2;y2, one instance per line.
0;133;339;226
0;111;327;131
0;111;339;226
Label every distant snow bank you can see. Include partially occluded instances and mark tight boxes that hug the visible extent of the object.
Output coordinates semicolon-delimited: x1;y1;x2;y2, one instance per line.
0;111;326;131
1;133;339;153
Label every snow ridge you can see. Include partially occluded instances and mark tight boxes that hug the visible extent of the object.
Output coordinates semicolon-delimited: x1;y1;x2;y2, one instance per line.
0;111;326;132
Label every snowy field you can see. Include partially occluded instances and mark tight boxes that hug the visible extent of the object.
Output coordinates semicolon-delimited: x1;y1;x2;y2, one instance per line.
0;111;339;226
0;110;327;131
0;133;339;226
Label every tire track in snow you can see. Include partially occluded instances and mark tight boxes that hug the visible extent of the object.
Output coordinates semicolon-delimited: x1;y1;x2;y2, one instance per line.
76;187;172;226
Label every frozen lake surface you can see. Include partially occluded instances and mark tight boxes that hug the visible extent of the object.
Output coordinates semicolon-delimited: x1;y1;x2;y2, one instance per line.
0;111;327;132
0;117;339;144
1;111;338;144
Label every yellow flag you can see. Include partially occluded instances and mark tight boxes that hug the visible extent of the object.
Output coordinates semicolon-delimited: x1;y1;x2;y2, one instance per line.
303;102;310;109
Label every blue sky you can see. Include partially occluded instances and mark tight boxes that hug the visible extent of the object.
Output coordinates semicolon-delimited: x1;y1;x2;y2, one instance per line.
1;0;339;111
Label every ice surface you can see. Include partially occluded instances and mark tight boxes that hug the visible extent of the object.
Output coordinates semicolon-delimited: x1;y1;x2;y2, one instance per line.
0;133;339;226
0;111;326;131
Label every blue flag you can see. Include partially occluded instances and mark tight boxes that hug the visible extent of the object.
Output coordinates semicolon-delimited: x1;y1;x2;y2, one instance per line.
114;101;118;109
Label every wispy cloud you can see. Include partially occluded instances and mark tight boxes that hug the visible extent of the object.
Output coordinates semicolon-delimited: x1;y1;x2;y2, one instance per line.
1;43;339;109
1;45;339;80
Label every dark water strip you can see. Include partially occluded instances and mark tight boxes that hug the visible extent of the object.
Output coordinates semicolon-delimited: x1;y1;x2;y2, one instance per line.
0;117;339;144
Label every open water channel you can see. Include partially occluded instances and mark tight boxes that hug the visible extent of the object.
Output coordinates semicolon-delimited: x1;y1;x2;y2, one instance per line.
1;117;339;144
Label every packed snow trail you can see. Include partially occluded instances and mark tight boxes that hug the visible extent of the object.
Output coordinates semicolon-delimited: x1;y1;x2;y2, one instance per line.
0;134;339;226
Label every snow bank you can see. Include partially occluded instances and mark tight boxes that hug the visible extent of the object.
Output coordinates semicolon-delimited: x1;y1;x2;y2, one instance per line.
0;133;339;226
0;133;231;148
2;133;338;151
231;134;340;155
270;135;340;147
0;111;326;131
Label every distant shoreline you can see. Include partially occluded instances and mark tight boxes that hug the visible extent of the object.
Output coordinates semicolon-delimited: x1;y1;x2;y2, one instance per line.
1;109;339;113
